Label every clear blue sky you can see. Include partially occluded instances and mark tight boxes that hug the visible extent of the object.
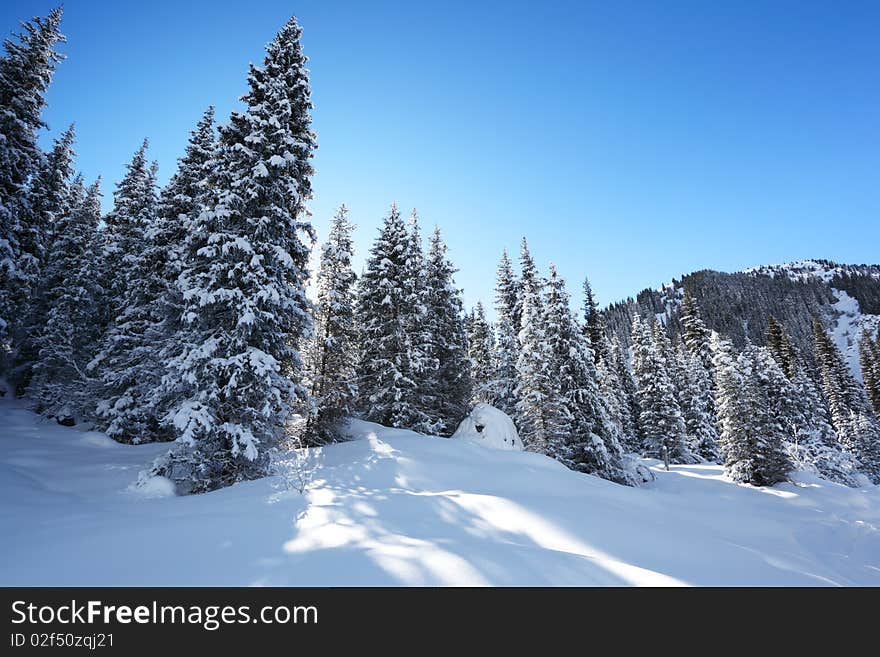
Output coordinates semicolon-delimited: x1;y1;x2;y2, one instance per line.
4;0;879;312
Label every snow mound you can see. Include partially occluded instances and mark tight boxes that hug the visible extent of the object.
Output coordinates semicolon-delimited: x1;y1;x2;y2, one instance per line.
131;475;177;499
451;403;523;451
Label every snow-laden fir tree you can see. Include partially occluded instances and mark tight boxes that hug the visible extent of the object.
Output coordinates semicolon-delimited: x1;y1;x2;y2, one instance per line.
147;17;317;493
8;124;76;394
631;315;694;464
675;344;720;462
356;204;432;432
304;205;357;446
515;262;566;454
0;7;65;359
711;333;755;481
737;344;794;486
403;210;435;428
423;226;471;433
859;328;880;416
28;178;104;423
582;277;610;364
545;265;633;484
489;249;520;417
519;237;539;302
679;290;714;374
611;335;641;450
145;109;217;425
466;302;494;405
812;317;880;482
766;315;799;379
153;107;216;337
94;140;153;312
595;357;634;452
89;144;164;442
788;367;863;486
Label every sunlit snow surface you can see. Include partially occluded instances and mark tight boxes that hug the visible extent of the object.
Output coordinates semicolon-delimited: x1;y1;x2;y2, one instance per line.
1;398;879;586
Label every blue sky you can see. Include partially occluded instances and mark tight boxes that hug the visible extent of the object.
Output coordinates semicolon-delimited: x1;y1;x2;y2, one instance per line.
3;0;879;312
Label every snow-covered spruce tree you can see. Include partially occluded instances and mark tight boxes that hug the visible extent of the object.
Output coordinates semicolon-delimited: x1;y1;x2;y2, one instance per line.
611;335;642;450
489;249;520;417
675;344;720;462
582;277;610;364
303;204;357;446
545;265;633;484
466;302;494;405
9;124;76;394
812;317;880;482
519;237;539;307
679;290;714;374
588;311;639;453
0;7;65;360
147;17;318;493
356;204;432;432
595;357;634;452
631;315;693;464
515;262;566;454
95;140;152;312
153;107;216;336
29;178;104;422
737;344;794;486
766;315;799;379
711;333;755;482
788;366;862;486
144;109;218;426
89;145;164;442
401;210;438;433
423;227;471;433
859;328;880;416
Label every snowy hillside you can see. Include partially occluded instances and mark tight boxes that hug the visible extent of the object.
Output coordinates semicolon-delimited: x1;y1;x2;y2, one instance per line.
605;259;880;380
2;397;879;586
745;260;880;380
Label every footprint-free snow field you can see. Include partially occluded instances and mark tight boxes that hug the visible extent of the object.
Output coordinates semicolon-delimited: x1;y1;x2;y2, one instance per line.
2;398;879;586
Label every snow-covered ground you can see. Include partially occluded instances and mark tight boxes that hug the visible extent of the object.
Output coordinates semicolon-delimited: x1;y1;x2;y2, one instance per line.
2;397;879;586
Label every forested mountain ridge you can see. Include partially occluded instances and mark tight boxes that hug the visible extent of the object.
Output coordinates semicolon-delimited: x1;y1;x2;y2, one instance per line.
604;259;880;378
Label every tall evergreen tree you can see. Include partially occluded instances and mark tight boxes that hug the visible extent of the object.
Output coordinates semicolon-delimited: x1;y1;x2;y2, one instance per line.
515;262;565;454
582;277;610;364
356;204;432;432
738;344;794;486
466;302;494;405
148;17;318;493
423;227;471;433
676;344;720;462
304;205;357;445
0;7;65;358
403;210;438;432
812;317;880;482
154;107;216;332
680;290;713;374
545;265;633;484
711;334;754;482
766;315;799;379
631;315;693;464
9;124;76;393
610;336;641;450
859;328;880;417
29;178;104;422
489;249;520;417
88;143;163;442
788;367;862;486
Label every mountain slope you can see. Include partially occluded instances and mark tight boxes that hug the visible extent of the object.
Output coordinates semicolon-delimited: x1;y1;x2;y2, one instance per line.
2;397;879;586
604;259;880;378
